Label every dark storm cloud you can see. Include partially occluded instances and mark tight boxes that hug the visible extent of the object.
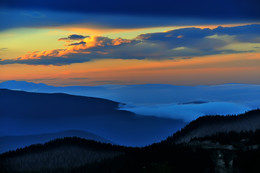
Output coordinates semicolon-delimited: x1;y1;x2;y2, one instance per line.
1;0;260;19
1;11;259;32
0;9;240;31
214;24;260;43
1;24;260;66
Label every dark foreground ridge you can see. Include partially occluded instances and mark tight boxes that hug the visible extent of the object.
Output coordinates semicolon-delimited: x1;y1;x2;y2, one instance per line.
0;137;126;173
165;109;260;144
0;130;114;154
1;109;260;173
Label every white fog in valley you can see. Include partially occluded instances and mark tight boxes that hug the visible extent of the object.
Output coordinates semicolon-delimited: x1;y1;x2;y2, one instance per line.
1;81;260;122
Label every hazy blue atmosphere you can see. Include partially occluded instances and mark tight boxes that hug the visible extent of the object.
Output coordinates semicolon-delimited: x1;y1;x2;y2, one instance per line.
1;81;259;122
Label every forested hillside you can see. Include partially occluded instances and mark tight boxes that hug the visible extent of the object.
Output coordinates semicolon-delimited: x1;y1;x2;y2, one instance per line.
1;109;260;173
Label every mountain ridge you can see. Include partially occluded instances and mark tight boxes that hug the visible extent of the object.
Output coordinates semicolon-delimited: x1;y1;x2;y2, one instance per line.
164;109;260;144
0;130;114;154
2;109;260;173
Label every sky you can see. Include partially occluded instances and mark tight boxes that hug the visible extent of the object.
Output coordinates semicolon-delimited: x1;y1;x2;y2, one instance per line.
0;0;260;86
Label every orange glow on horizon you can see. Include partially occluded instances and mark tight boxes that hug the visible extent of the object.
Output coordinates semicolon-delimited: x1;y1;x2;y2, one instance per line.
1;23;260;86
1;53;259;86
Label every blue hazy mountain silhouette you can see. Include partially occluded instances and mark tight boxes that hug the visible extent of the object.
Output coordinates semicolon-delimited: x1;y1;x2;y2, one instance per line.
0;130;113;154
1;80;259;105
0;89;185;147
1;80;259;122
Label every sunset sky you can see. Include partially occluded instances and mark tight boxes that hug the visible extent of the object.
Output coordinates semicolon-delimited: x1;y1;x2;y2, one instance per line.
1;0;260;86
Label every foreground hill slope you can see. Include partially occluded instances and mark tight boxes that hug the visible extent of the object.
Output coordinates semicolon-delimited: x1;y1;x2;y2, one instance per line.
2;127;260;172
0;130;113;154
165;109;260;144
0;89;185;146
0;137;125;173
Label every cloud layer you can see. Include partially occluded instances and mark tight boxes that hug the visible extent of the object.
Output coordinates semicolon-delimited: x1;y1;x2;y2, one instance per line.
1;81;260;122
121;102;252;122
1;24;260;65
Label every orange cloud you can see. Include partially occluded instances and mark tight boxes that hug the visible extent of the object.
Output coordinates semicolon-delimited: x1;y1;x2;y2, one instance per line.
112;38;132;45
19;50;62;60
3;24;260;66
17;36;133;60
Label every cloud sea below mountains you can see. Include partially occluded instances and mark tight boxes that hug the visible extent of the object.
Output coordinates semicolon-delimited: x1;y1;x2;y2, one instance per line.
1;81;259;122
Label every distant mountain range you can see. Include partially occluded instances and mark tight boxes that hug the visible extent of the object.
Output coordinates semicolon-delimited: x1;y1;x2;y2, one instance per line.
0;89;185;147
1;80;259;121
1;81;260;155
1;80;260;106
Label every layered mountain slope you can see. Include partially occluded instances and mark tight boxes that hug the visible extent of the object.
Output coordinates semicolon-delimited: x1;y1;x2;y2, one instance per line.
1;80;259;122
165;109;260;143
0;137;124;173
0;89;185;147
0;130;113;154
1;80;259;106
2;111;260;173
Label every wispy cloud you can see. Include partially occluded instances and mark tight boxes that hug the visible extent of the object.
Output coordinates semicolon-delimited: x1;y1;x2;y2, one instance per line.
0;48;8;51
58;34;89;42
120;102;252;122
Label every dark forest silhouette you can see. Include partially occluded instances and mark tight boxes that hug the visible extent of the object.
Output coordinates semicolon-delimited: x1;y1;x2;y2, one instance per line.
1;109;260;173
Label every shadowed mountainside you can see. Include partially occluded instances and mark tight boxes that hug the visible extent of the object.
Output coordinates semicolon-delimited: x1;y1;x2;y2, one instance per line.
164;109;260;144
2;125;260;173
1;80;259;122
0;137;125;173
0;130;114;154
0;89;185;147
